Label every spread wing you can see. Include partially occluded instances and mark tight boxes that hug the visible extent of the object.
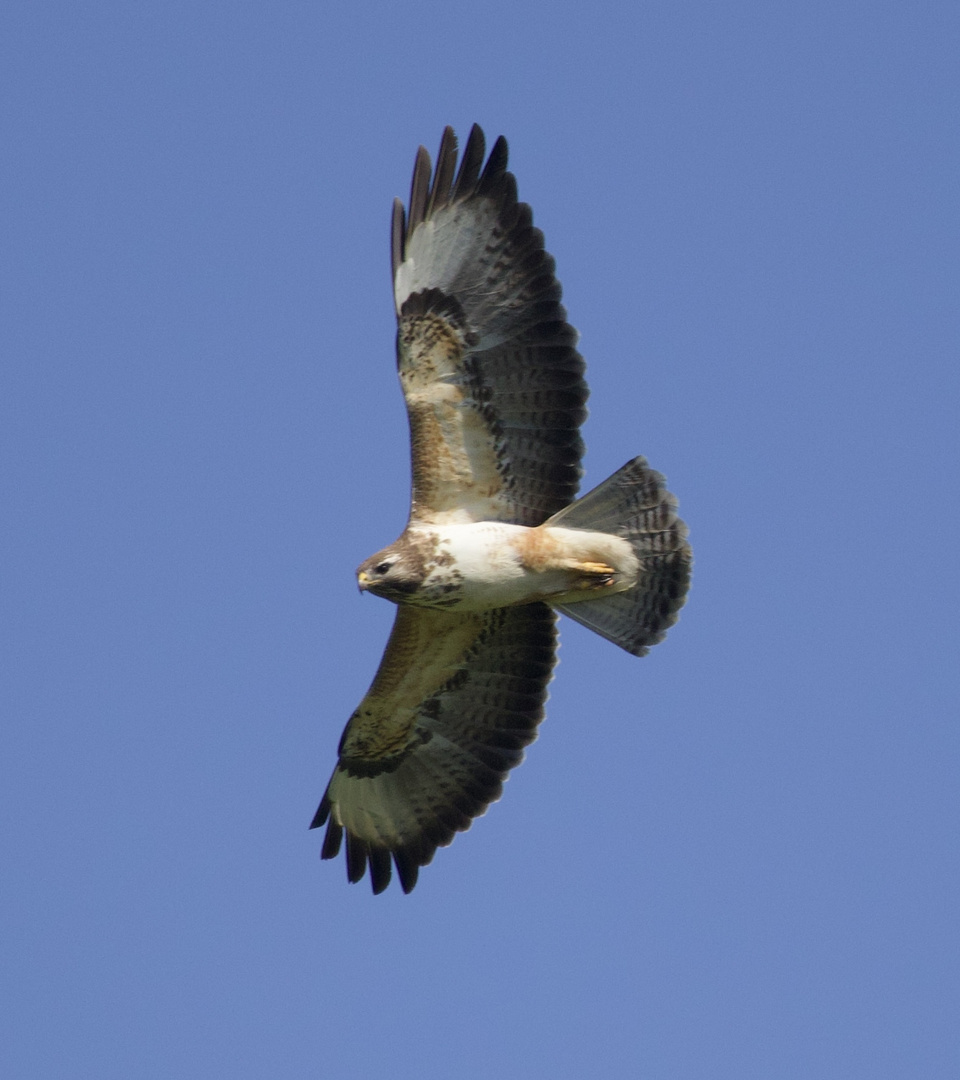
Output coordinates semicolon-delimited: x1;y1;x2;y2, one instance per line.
311;602;557;894
393;125;589;527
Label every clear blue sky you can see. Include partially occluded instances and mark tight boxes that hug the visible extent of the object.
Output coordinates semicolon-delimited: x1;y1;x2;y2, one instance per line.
3;2;958;1077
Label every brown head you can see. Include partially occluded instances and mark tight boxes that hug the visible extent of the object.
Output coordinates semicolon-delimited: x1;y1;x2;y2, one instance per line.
356;534;427;602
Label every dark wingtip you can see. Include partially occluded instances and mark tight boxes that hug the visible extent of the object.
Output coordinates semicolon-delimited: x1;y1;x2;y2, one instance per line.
310;792;331;830
345;833;368;884
320;819;343;860
477;134;509;196
395;125;514;276
393;848;421;894
426;126;458;218
406;145;432;235
390;197;405;282
452;124;486;201
369;847;393;895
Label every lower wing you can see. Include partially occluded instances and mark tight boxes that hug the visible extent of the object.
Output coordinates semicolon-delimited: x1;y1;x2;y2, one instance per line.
312;602;557;893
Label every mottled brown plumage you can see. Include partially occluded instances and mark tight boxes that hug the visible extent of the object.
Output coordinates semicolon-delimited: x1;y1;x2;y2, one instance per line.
312;127;691;894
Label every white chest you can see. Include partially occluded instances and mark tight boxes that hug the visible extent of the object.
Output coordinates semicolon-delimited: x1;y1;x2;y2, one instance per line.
409;521;636;611
413;522;532;609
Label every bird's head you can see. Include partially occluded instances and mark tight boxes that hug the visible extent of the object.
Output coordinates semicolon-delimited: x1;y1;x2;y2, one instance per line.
356;539;425;601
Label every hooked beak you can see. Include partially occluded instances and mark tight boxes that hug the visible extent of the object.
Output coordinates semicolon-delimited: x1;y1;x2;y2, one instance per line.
357;570;371;593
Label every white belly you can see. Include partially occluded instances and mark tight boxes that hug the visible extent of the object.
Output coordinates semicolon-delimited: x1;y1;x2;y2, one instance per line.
411;522;638;611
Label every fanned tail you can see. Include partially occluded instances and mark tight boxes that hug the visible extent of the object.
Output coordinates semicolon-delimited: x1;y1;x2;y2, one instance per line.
547;457;691;656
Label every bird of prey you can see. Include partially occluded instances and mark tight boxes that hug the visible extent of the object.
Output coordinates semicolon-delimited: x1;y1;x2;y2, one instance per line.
312;125;691;894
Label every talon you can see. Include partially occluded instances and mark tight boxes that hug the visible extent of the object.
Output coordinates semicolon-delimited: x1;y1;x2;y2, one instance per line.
577;561;616;576
568;560;618;590
589;575;617;590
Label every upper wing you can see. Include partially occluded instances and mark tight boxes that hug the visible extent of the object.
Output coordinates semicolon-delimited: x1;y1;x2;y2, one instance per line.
311;601;557;894
393;125;589;527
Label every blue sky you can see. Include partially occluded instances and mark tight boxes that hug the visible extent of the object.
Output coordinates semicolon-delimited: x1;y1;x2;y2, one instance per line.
3;2;958;1076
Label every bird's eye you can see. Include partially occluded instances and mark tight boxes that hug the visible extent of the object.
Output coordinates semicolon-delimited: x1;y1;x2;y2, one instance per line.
374;561;392;575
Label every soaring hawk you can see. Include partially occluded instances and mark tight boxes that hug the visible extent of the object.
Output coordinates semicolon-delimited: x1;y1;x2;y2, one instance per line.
312;125;691;893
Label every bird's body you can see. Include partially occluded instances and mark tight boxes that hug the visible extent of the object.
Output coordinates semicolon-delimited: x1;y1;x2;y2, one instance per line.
360;520;638;611
313;126;692;893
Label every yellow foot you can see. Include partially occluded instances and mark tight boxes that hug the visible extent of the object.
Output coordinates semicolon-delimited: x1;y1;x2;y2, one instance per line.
570;561;617;589
577;561;616;575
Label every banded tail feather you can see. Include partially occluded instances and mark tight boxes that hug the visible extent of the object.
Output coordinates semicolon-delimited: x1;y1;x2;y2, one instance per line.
548;458;691;656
